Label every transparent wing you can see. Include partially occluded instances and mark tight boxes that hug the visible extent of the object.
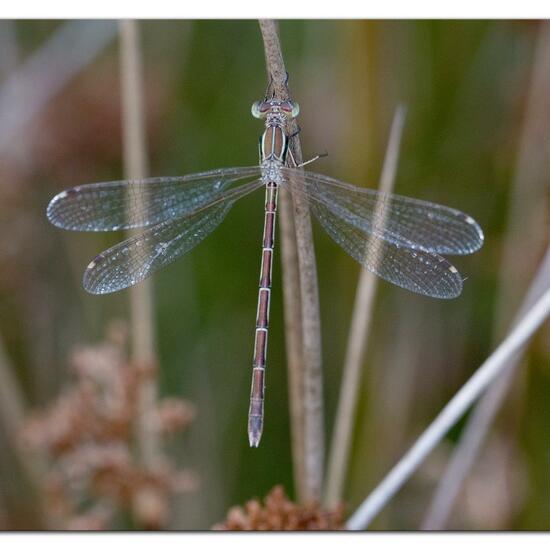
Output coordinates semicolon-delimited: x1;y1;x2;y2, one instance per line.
47;166;261;231
281;167;484;255
83;179;263;294
290;181;464;298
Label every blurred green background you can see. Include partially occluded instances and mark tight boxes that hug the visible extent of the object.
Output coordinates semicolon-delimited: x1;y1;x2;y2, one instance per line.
0;19;549;530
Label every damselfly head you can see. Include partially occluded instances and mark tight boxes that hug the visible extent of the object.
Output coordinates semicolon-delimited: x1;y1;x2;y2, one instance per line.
251;99;300;120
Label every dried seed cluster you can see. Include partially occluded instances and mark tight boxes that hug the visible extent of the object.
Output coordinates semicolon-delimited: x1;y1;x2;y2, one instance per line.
213;485;345;531
20;322;197;530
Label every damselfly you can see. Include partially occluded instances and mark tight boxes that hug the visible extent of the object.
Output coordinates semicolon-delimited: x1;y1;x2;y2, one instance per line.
47;93;484;447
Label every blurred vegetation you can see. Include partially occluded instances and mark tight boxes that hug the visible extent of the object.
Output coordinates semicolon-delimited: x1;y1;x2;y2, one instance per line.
0;20;549;530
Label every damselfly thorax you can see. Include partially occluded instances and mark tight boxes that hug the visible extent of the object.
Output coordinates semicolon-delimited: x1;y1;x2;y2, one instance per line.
47;92;484;447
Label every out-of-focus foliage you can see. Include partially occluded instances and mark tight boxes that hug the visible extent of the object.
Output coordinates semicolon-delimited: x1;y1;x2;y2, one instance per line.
0;20;548;530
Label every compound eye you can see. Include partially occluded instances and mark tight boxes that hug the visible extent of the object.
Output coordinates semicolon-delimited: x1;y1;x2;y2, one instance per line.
251;101;263;119
291;102;300;118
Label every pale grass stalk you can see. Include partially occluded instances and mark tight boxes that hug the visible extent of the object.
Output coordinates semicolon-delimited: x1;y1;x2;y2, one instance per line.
421;24;550;529
259;19;324;502
422;246;550;529
119;20;160;467
324;105;407;507
346;285;550;530
0;20;116;153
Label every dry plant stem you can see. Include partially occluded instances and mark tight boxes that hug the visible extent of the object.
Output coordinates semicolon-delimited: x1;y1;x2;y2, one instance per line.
324;106;407;507
422;247;550;529
422;23;550;530
346;285;550;530
278;184;307;500
259;19;324;502
262;19;305;494
258;21;306;498
119;20;160;468
0;20;117;153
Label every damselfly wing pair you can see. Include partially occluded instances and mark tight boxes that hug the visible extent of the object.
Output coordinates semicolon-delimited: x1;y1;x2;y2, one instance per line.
47;95;484;446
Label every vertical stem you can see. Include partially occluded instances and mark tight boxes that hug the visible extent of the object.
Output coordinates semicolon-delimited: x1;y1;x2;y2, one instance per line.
119;20;159;467
258;19;324;502
324;106;407;507
279;186;307;500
